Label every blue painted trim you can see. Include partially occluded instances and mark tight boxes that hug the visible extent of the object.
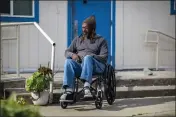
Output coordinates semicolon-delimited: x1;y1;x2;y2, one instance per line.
170;0;176;15
0;0;39;23
112;0;116;68
35;0;39;23
67;1;72;47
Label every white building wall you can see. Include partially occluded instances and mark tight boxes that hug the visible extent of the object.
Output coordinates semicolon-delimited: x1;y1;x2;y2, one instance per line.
1;1;68;72
116;1;175;70
1;1;175;72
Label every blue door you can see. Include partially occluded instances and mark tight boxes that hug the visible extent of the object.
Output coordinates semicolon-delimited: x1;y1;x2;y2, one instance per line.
68;0;115;66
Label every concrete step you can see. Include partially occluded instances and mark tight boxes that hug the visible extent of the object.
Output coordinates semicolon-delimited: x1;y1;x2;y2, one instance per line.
2;77;175;99
2;71;175;88
53;78;176;89
4;85;175;104
1;71;175;100
2;77;175;89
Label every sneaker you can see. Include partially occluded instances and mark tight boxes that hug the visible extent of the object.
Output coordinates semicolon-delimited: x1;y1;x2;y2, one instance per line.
60;91;74;102
84;87;93;98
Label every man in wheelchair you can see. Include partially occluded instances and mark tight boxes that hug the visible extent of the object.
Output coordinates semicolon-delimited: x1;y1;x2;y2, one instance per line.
60;15;108;102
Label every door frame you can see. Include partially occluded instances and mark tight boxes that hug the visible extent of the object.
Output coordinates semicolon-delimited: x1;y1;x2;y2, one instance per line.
67;0;116;68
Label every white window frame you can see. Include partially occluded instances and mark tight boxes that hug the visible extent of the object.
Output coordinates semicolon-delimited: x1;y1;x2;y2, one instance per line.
1;0;34;18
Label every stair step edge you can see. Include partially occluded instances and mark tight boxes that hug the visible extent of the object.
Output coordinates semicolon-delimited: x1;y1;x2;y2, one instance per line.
8;85;175;95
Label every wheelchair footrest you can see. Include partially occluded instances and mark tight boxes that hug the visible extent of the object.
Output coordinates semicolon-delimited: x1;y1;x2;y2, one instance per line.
80;96;96;101
60;100;73;102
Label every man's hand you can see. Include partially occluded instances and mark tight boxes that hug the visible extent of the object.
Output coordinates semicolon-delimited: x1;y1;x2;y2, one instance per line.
72;54;79;60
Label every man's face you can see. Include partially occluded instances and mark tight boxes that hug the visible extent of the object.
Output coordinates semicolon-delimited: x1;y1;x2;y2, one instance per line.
82;23;89;35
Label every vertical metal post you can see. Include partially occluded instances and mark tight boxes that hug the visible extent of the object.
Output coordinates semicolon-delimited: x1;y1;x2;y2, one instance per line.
49;44;55;104
0;24;2;75
156;33;159;71
16;25;20;77
144;31;148;42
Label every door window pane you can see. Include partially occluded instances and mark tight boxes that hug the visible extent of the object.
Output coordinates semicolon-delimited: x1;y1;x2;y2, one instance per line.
13;0;33;16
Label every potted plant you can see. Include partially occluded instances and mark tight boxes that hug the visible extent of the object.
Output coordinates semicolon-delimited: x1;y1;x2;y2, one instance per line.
25;65;53;105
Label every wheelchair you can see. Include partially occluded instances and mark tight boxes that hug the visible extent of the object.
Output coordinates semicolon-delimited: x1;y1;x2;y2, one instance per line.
59;63;116;109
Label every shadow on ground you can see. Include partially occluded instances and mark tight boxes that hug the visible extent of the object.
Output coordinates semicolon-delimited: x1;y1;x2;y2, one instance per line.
101;96;175;111
55;96;175;112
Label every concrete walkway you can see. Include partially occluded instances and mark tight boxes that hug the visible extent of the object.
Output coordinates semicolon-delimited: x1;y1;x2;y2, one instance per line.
39;96;175;116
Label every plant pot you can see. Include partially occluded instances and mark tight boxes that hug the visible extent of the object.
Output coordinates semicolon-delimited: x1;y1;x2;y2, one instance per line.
31;90;49;106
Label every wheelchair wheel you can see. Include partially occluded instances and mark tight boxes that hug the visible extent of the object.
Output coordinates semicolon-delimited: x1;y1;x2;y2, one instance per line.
95;90;103;109
105;64;116;105
95;98;102;109
60;102;68;109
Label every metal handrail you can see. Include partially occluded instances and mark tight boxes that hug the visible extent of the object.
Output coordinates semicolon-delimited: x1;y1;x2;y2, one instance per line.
1;22;55;103
147;30;175;40
144;29;175;70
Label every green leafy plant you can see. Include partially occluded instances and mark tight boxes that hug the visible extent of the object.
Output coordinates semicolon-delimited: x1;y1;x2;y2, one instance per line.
25;66;53;92
1;93;42;117
16;97;26;105
38;66;53;77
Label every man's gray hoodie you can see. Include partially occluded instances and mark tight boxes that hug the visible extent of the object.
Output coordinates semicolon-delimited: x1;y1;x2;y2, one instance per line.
65;34;108;64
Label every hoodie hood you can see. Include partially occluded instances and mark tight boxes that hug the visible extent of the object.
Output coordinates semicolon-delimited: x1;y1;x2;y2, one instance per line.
83;15;96;30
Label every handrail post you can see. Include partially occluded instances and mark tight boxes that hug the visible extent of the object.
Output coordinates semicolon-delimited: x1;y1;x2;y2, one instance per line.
156;33;159;71
16;25;20;77
144;30;148;42
49;43;56;104
33;22;56;104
